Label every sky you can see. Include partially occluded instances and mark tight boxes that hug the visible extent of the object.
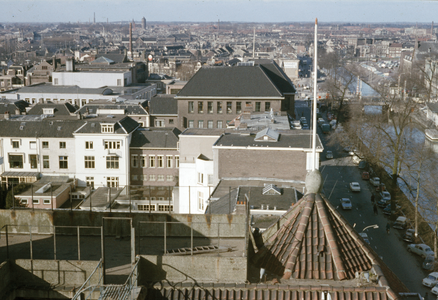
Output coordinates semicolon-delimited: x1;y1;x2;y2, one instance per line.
2;0;438;24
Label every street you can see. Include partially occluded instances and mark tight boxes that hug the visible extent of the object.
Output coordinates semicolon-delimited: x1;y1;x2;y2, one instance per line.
295;100;431;295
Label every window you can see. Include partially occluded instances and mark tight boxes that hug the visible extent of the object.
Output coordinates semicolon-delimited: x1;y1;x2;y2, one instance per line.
188;120;194;128
198;172;204;184
217;102;223;114
208;102;213;113
21;199;28;205
255;102;261;112
43;155;50;168
29;141;36;149
166;156;172;168
198;191;204;211
236;102;242;113
158;205;173;212
30;155;38;169
207;120;213;129
42;141;49;148
132;155;138;168
157;175;164;181
198;120;204;128
59;156;68;169
117;79;122;86
59;141;66;149
149;175;156;181
208;174;214;185
132;175;138;181
85;156;95;168
33;199;40;205
101;124;114;133
149;156;156;168
157;156;164;168
141;156;147;168
188;101;194;113
217;120;223;129
175;156;179;168
265;102;271;111
167;175;173;181
12;140;19;148
107;177;119;187
43;199;51;205
169;119;174;124
106;156;119;169
85;141;93;149
155;120;164;127
86;177;94;189
227;102;232;113
138;204;156;211
198;101;204;113
9;154;23;168
105;141;120;149
54;78;58;85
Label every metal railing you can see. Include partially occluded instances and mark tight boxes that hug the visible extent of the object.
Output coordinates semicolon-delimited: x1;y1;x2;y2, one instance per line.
71;258;103;300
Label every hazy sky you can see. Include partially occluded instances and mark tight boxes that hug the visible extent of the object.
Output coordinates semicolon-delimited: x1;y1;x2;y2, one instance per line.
2;0;438;24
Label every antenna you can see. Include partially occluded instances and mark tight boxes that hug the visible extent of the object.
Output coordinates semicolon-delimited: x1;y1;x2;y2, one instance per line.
312;18;318;171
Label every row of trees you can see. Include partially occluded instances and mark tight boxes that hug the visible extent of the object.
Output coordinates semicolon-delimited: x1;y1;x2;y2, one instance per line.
319;50;438;247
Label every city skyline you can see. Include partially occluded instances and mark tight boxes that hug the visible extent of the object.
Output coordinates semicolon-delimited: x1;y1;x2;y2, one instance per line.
2;0;438;24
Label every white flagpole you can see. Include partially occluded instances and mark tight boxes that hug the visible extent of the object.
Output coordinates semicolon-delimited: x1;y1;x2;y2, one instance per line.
312;18;318;170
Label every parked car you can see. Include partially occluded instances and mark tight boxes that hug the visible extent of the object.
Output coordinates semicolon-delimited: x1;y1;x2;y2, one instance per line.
350;182;361;192
340;198;352;210
380;191;391;201
393;216;408;230
359;232;370;244
362;171;370;180
408;244;435;258
326;150;333;159
370;177;380;187
403;229;416;243
383;204;400;215
376;183;386;192
302;124;310;130
424;256;436;271
358;161;368;170
377;199;390;208
423;272;438;287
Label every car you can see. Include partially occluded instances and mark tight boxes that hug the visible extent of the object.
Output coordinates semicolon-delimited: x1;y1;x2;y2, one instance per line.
425;256;436;271
350;182;361;192
318;117;325;125
302;124;309;130
358;161;368;170
300;117;306;123
359;232;370;244
370;177;380;187
326;150;333;159
393;216;408;230
376;183;386;192
377;199;390;208
383;204;401;215
403;229;416;243
423;272;438;287
340;198;352;210
362;171;370;180
408;244;435;258
380;191;391;201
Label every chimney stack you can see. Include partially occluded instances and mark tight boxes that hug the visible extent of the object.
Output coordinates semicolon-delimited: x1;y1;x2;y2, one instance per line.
129;23;133;57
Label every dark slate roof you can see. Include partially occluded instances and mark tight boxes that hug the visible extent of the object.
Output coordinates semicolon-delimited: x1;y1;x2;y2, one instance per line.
259;62;296;94
176;66;285;98
16;83;112;95
130;127;181;148
76;104;148;115
0;119;84;138
254;193;374;281
149;95;178;115
214;131;323;149
0;100;29;115
27;103;77;115
74;116;139;134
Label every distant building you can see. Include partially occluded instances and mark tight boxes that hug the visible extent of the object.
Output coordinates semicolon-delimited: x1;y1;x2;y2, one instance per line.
141;17;146;30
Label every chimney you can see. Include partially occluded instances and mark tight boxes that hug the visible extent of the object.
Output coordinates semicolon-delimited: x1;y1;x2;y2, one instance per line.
52;55;57;70
129;23;133;57
15;108;20;115
66;57;75;72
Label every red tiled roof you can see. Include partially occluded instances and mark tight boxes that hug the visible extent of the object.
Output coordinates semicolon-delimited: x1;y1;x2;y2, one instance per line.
254;193;374;281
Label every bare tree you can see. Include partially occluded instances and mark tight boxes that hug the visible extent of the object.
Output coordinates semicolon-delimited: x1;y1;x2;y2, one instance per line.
409;54;438;102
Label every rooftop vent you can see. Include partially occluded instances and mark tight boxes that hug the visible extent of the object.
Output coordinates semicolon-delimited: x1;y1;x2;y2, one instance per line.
57;126;62;131
262;184;282;196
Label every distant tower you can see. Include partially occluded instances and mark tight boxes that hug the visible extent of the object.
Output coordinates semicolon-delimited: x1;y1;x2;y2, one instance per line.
129;23;133;58
142;17;146;30
94;12;95;24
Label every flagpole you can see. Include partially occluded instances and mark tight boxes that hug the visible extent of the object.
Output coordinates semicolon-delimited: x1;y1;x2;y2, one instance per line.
312;18;318;170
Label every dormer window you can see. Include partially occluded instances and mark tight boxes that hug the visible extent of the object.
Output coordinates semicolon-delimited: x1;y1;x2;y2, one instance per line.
101;124;114;133
43;108;55;115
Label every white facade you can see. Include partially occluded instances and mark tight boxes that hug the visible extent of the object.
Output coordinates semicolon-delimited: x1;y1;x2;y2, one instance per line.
53;71;132;88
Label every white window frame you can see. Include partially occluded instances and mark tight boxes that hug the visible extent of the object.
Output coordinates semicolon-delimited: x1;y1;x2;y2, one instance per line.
198;191;204;211
197;173;203;184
